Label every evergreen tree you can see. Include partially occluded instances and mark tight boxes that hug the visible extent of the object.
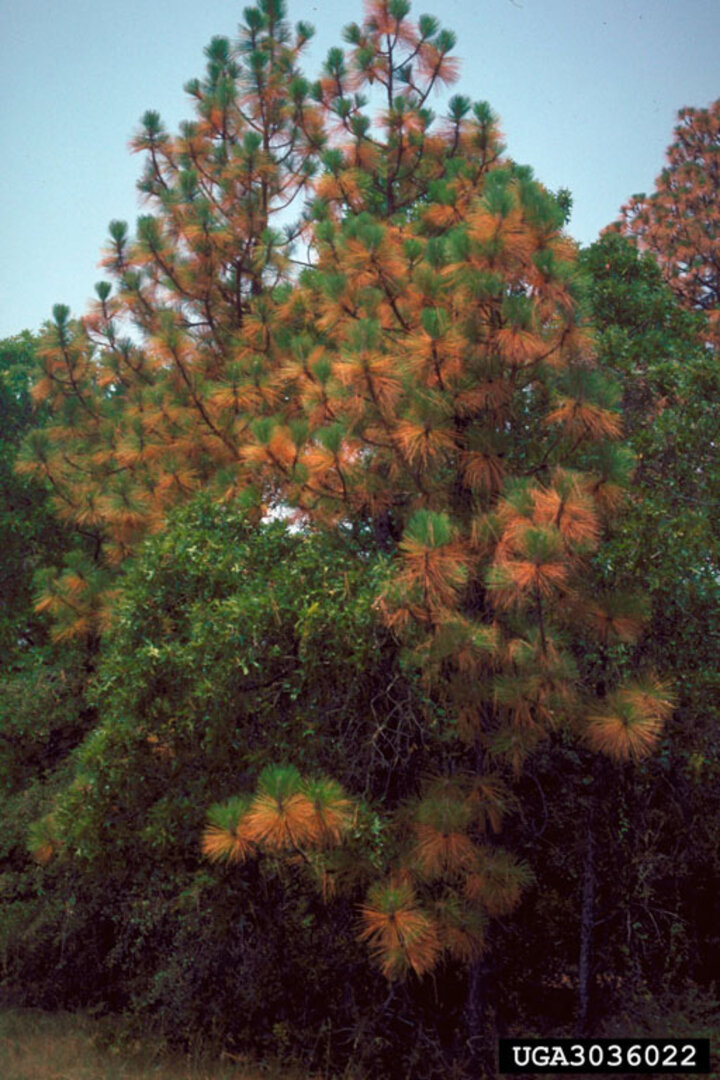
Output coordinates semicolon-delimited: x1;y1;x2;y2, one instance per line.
16;1;681;1072
496;235;720;1037
611;99;720;346
0;333;68;653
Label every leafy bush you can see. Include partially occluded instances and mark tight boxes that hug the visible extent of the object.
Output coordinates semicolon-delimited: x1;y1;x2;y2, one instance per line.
7;498;462;1073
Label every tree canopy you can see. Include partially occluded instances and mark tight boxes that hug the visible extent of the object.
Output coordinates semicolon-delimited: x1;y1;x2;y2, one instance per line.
612;99;720;345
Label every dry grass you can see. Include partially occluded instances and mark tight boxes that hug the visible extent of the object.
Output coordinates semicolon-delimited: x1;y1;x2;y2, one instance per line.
0;1009;312;1080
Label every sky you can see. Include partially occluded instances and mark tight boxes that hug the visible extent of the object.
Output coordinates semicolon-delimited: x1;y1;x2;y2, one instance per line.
0;0;718;339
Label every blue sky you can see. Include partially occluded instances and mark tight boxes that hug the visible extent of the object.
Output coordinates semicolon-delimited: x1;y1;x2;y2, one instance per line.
1;0;718;338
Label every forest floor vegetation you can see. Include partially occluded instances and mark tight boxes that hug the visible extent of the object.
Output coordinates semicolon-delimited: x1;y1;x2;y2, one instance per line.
0;1010;314;1080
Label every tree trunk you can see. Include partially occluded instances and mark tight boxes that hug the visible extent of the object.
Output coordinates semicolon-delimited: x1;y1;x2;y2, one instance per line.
463;735;499;1077
465;933;498;1079
578;778;597;1035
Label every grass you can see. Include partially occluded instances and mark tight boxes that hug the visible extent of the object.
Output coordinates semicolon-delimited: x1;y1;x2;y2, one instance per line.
0;1009;313;1080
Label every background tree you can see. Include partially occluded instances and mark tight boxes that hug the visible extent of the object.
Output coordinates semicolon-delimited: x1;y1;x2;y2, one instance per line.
581;233;719;1017
602;118;719;1029
0;334;98;1020
496;234;719;1041
0;329;93;811
612;99;720;345
0;333;70;652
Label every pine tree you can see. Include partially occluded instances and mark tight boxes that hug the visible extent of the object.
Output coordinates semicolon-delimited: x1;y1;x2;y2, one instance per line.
22;0;672;1045
612;99;720;346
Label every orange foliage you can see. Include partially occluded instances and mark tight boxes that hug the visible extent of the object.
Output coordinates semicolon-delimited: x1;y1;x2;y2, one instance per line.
612;100;720;346
359;879;441;979
23;0;674;987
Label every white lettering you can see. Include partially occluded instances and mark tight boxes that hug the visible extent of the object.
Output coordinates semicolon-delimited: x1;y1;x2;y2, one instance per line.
645;1045;659;1067
608;1044;622;1066
570;1044;585;1067
681;1045;696;1067
512;1047;531;1068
